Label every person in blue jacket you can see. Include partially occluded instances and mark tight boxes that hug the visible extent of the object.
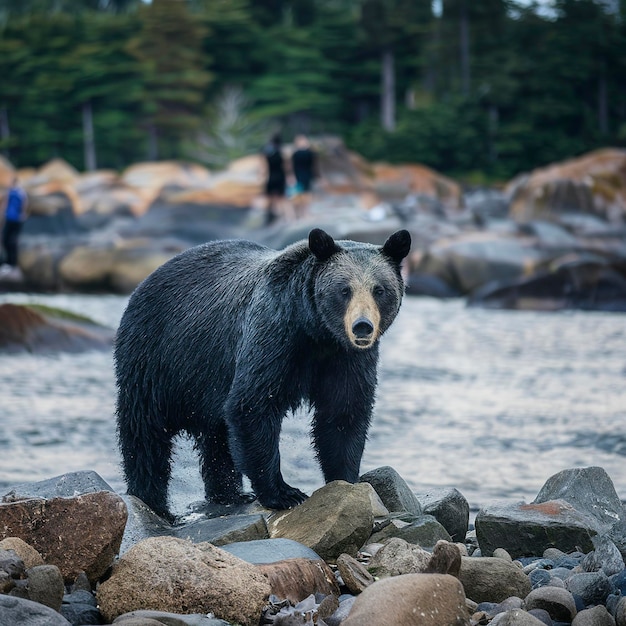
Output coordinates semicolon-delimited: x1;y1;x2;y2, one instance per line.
1;176;29;274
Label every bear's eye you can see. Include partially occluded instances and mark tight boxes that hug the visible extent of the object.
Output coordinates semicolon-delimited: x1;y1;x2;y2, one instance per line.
340;286;351;298
373;285;385;297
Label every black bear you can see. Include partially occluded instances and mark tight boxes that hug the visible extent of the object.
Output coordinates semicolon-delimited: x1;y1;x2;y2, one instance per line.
114;228;411;518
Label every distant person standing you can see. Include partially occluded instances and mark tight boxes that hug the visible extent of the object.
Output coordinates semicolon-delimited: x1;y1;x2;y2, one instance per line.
1;176;28;276
262;134;287;225
291;135;316;218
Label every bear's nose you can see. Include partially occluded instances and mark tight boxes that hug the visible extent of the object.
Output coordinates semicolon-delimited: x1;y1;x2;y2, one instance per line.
352;317;374;338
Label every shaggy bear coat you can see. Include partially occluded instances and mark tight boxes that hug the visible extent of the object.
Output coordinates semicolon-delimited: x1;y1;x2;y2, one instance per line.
115;228;411;518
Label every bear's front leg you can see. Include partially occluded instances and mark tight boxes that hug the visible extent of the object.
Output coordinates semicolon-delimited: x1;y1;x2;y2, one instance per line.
223;391;307;510
310;351;378;484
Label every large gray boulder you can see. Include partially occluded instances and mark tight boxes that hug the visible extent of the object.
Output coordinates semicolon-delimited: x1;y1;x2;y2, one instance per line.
475;499;597;558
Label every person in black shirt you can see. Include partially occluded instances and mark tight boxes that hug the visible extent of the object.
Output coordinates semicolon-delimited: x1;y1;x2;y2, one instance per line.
262;134;287;225
291;135;316;218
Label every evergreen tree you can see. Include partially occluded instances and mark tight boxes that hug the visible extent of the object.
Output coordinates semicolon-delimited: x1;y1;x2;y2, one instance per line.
127;0;212;159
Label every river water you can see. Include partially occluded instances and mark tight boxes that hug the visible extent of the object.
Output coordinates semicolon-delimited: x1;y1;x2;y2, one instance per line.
1;293;625;516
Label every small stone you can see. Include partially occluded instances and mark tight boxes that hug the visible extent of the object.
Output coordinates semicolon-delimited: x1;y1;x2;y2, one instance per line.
581;536;625;577
572;605;616;626
0;538;44;568
366;537;431;577
459;556;531;604
359;466;422;515
425;540;462;576
493;548;513;562
565;571;613;606
26;564;64;612
525;586;577;623
0;594;72;626
417;487;470;542
490;609;549;625
336;553;374;594
256;557;339;604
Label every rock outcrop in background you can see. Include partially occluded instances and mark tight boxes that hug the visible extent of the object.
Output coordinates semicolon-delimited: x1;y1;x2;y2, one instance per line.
1;142;625;312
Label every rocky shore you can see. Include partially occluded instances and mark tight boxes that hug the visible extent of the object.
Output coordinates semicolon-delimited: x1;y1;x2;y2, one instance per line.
1;142;626;312
2;465;626;625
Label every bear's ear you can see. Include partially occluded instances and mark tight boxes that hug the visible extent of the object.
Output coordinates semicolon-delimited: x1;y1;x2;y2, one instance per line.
381;229;411;263
309;228;340;261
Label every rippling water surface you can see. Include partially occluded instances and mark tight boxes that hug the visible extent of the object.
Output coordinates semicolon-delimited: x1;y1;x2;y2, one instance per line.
1;293;624;515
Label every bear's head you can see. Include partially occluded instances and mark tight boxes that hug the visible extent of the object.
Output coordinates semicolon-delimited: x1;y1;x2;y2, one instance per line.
309;228;411;350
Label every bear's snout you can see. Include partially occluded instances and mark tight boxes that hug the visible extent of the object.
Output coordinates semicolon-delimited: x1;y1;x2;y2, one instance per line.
352;317;374;339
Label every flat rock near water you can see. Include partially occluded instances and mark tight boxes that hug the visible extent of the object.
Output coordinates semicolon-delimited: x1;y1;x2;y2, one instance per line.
0;302;114;353
1;144;625;312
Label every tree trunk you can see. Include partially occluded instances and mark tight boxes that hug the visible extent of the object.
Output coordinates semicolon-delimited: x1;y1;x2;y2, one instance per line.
459;0;470;95
147;124;159;160
82;101;97;171
0;107;9;158
598;64;608;134
381;48;396;132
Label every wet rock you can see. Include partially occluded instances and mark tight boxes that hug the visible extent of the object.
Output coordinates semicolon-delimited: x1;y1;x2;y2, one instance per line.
112;611;230;625
0;594;72;626
475;499;596;558
359;466;422;515
0;303;115;354
97;537;270;626
0;537;44;569
581;536;625;576
324;596;357;626
256;557;339;603
615;596;626;626
533;467;624;534
0;491;127;584
336;553;375;593
524;586;578;623
565;571;613;606
369;513;451;547
268;481;375;563
60;589;100;626
25;564;64;612
425;540;463;577
490;608;550;625
172;513;268;545
341;573;470;626
2;470;115;502
221;537;322;564
366;537;432;577
572;605;616;626
417;487;470;542
458;556;532;604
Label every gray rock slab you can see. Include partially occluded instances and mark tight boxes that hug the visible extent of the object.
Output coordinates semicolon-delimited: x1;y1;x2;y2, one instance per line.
0;594;72;625
172;514;268;546
221;538;322;564
359;466;422;515
416;487;470;541
475;499;597;558
534;466;623;532
2;470;113;502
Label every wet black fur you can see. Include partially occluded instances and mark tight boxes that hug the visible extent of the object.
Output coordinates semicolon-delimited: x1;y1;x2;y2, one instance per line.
114;228;411;518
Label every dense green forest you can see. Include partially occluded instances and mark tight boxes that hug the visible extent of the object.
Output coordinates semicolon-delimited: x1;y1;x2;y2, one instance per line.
0;0;625;181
